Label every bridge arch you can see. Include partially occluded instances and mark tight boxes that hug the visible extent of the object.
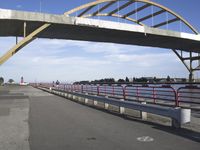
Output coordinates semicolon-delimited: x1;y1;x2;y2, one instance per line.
64;0;200;81
64;0;199;34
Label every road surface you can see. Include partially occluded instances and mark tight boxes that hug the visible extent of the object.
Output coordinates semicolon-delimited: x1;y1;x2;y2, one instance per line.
0;85;199;150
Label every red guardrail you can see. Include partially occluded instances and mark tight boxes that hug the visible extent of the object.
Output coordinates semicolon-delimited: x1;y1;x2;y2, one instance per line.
36;83;200;108
40;84;178;106
124;85;177;106
177;86;200;107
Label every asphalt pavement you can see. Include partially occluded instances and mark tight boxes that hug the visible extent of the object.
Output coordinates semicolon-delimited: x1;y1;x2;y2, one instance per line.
0;85;200;150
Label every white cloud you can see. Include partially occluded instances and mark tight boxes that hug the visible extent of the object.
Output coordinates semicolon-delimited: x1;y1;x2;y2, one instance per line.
0;37;189;83
105;53;179;67
28;39;149;55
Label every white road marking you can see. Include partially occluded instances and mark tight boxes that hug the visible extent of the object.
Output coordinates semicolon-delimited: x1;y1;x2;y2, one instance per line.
137;136;154;142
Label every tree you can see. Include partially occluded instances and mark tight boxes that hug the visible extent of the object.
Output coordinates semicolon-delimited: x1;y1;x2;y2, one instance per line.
133;77;136;83
8;79;14;83
166;75;171;82
125;77;129;82
153;77;157;83
0;77;4;85
118;79;125;83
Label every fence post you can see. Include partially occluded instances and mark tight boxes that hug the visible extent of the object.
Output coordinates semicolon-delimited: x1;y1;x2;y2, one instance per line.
105;85;107;96
97;85;100;96
153;87;156;104
86;85;88;93
112;85;114;96
123;86;126;100
81;85;83;93
136;86;139;101
176;91;179;107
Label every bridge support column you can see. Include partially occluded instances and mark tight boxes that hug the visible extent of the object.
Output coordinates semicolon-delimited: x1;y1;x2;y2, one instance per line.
0;23;50;65
173;49;200;83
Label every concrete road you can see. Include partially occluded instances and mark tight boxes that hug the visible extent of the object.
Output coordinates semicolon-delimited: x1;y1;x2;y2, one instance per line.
1;86;200;150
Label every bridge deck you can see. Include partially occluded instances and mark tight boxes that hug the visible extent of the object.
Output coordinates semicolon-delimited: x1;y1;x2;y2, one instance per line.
0;85;200;149
0;9;200;52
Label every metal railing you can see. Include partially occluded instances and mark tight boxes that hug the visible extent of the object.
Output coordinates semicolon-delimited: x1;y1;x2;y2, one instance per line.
124;85;177;106
177;85;200;108
34;83;200;108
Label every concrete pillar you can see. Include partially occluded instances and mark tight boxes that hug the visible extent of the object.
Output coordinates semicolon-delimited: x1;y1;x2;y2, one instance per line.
78;96;82;102
119;99;125;114
93;97;98;106
140;102;147;120
68;94;72;99
93;100;98;106
84;93;88;104
104;96;109;110
72;95;77;101
172;107;191;128
65;93;68;97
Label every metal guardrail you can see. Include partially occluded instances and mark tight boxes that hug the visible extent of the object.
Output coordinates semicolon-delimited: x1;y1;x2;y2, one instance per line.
32;83;200;109
177;86;200;108
36;86;191;128
56;84;178;107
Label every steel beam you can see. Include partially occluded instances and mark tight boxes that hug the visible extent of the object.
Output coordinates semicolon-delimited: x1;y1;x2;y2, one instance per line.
172;49;200;82
183;56;200;61
0;23;50;65
172;49;190;72
123;3;151;18
92;1;116;16
138;9;166;22
78;5;96;17
153;18;179;28
108;1;135;15
64;0;199;34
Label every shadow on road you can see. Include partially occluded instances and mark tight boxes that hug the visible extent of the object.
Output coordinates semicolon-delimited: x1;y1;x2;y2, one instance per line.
72;99;200;143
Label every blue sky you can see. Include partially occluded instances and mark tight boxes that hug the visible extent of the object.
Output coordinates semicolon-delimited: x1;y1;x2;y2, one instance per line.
0;0;200;83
